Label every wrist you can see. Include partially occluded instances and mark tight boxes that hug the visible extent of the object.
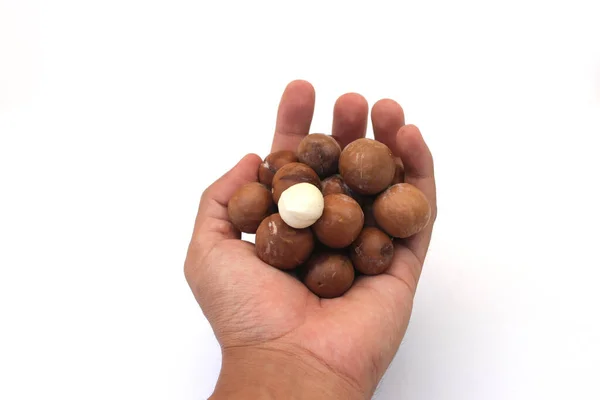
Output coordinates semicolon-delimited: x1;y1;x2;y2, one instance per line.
210;344;366;400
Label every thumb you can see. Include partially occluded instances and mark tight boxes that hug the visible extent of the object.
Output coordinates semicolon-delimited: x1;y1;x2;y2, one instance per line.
189;153;263;257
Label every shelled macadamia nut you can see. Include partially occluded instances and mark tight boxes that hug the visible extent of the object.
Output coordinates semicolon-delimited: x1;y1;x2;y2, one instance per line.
258;150;298;187
339;138;396;195
321;174;363;206
227;182;274;233
302;251;355;298
272;162;321;204
350;227;394;275
278;182;324;229
312;193;364;248
373;183;431;238
255;213;314;270
297;134;341;178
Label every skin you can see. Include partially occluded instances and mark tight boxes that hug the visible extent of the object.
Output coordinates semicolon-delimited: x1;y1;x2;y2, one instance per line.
184;80;437;399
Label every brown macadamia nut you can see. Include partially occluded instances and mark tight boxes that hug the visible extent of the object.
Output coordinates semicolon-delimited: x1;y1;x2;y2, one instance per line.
373;183;431;238
312;194;364;248
350;227;394;275
255;213;314;270
272;162;320;204
392;158;405;185
297;133;341;178
339;138;396;195
321;174;363;206
302;251;354;298
258;150;298;187
227;182;274;233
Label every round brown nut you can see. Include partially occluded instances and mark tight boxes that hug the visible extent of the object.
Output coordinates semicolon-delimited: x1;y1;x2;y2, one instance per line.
258;150;298;187
255;213;315;270
227;182;274;233
302;251;354;298
338;138;396;195
312;193;364;248
297;133;341;178
392;158;405;185
321;174;363;206
271;162;320;204
373;183;431;238
350;227;394;275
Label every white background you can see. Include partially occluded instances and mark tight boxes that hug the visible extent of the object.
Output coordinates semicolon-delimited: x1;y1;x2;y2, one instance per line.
1;1;599;399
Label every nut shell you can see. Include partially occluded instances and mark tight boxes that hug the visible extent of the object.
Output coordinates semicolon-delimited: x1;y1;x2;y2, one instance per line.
255;213;315;270
373;183;431;238
339;138;396;195
321;174;363;206
350;227;394;275
272;162;321;204
258;150;298;187
227;182;274;233
302;251;355;298
297;134;341;178
312;194;364;248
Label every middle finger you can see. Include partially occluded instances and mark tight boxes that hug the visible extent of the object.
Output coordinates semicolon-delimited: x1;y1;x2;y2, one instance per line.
331;93;369;148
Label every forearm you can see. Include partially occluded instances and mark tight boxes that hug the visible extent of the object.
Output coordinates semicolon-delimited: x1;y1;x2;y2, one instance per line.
210;346;366;400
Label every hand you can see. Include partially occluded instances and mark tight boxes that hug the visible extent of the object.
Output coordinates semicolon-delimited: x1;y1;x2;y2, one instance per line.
185;80;437;399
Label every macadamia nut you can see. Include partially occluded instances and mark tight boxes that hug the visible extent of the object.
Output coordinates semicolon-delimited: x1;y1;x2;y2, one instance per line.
321;174;363;206
302;251;355;298
272;162;321;204
297;133;341;178
339;138;395;195
258;150;298;187
373;183;431;238
278;182;324;229
350;227;394;275
227;182;274;233
312;193;364;248
255;213;314;270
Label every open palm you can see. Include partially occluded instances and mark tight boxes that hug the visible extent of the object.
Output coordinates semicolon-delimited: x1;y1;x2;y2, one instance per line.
185;80;437;398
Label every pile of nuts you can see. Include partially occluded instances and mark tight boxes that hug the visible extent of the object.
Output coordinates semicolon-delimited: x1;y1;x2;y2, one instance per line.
227;134;431;298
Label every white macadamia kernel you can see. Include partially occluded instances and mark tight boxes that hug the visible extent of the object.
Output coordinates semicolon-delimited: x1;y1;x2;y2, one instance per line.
278;183;324;229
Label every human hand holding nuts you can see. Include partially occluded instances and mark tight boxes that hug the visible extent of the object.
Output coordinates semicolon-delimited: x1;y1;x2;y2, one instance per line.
184;80;437;400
